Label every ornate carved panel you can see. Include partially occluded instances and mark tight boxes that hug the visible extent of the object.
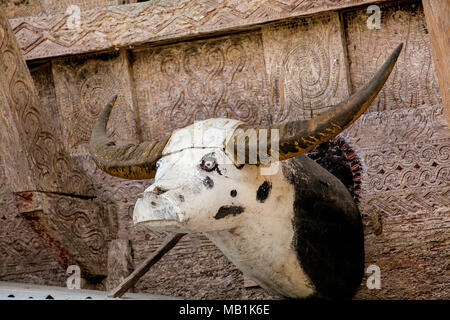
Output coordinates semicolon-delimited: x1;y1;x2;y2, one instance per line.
1;0;119;19
15;191;115;278
262;12;350;122
1;11;113;280
9;0;392;61
342;105;448;147
131;32;271;140
52;51;139;156
0;12;94;196
0;152;66;285
344;2;441;112
361;142;449;194
341;2;449;299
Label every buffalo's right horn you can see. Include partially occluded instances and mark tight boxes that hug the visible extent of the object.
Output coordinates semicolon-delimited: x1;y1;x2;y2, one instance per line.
89;96;169;180
226;43;403;163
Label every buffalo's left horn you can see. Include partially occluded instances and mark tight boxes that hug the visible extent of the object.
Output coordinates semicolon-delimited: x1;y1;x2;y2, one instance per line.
226;43;403;163
89;96;169;179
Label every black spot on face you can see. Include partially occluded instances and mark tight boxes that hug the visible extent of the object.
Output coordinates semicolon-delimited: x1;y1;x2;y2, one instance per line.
178;194;185;202
214;205;244;219
203;176;214;189
230;189;237;197
256;181;272;203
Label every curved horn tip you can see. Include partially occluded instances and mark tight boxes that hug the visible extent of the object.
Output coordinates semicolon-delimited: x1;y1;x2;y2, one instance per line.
110;95;118;107
391;43;403;60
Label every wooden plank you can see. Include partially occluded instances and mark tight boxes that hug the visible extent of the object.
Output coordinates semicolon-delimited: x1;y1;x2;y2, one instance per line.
261;12;351;122
130;31;270;142
51;50;139;156
8;0;395;61
0;11;115;278
422;0;450;125
108;233;186;298
0;11;95;196
106;239;134;292
15;191;115;277
0;0;121;19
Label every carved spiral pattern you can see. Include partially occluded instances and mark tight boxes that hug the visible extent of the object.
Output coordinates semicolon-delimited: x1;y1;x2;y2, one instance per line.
363;144;450;193
1;16;91;196
55;197;106;254
135;34;267;139
284;41;330;105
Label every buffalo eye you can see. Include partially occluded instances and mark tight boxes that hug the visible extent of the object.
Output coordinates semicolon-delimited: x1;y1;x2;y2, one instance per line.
200;157;217;172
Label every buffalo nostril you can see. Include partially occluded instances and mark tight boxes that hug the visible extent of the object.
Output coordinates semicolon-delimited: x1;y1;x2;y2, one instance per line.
152;186;168;195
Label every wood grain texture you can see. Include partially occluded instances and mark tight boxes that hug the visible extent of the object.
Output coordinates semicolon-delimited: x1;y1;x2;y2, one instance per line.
108;233;185;298
0;12;95;196
131;32;271;141
8;0;393;61
0;152;66;286
262;12;350;123
342;1;449;299
0;0;120;18
15;191;115;278
422;0;450;125
106;239;134;292
0;12;116;280
52;51;139;156
344;1;441;112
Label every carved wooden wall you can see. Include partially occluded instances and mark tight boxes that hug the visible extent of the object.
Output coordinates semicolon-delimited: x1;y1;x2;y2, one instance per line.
52;51;139;156
1;0;448;299
131;32;271;140
341;2;448;299
261;12;350;122
7;0;393;60
0;12;116;282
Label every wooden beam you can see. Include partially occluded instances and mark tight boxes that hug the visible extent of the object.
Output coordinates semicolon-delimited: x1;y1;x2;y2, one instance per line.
422;0;450;125
9;0;395;61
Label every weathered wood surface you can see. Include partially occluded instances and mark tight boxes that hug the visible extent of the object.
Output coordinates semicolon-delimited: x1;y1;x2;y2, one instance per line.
15;191;115;278
261;12;351;122
52;50;139;156
8;0;393;61
0;151;67;286
422;0;450;125
341;2;449;299
0;0;122;19
0;12;94;196
0;11;116;279
106;239;134;292
108;233;186;298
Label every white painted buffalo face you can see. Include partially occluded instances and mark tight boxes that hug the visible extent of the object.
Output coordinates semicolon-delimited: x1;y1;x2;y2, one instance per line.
133;118;285;233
